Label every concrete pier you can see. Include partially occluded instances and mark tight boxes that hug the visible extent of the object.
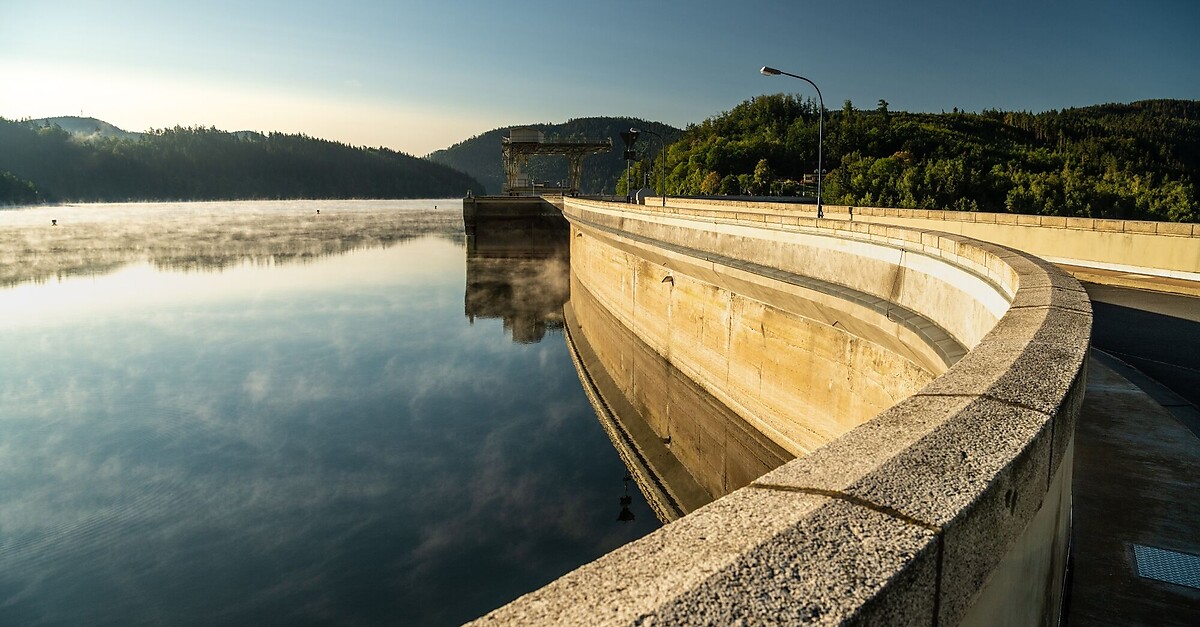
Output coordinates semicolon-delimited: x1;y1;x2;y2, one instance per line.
463;196;566;244
463;211;569;344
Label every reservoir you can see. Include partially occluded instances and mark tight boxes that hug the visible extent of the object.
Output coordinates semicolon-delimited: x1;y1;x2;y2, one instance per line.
0;200;662;626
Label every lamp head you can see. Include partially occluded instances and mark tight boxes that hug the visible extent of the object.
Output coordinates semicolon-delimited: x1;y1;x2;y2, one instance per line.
760;66;782;76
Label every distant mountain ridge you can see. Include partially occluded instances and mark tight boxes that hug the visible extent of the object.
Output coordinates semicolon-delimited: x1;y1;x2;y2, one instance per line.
428;117;683;195
27;116;271;143
1;117;484;204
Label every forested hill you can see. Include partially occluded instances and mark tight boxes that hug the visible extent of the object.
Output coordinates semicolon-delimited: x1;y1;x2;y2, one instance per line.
427;117;682;195
29;116;145;141
660;97;1199;222
0;118;484;205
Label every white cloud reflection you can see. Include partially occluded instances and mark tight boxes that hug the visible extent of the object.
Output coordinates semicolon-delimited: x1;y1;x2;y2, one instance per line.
0;234;658;625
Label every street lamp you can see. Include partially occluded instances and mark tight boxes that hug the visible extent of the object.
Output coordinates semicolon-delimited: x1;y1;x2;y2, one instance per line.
631;127;667;206
619;129;639;202
760;66;824;218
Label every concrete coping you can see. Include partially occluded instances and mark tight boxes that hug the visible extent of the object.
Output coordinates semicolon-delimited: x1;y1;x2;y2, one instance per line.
471;198;1092;625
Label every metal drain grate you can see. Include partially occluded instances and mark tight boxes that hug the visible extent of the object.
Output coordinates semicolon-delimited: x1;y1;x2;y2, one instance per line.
1132;544;1200;589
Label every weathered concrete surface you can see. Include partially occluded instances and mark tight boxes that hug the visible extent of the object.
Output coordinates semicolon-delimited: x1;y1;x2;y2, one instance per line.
1068;354;1200;626
583;202;1015;351
470;198;1091;625
562;198;1039;458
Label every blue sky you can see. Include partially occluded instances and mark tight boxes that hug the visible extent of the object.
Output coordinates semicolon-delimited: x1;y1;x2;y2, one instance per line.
2;0;1197;155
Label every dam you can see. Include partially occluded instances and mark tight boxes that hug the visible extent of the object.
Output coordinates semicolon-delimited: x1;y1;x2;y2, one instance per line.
465;194;1102;625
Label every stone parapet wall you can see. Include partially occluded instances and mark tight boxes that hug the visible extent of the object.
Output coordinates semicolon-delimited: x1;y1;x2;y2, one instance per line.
471;198;1091;626
650;196;1200;281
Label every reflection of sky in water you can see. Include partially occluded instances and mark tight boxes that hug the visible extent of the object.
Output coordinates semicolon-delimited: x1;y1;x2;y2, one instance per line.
0;236;659;626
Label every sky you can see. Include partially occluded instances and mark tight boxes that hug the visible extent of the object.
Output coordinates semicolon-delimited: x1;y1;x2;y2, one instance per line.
1;0;1198;156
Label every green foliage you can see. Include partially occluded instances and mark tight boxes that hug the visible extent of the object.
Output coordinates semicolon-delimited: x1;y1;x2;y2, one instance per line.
0;169;40;205
0;118;484;203
614;161;648;196
751;158;772;195
428;117;682;195
663;96;1200;222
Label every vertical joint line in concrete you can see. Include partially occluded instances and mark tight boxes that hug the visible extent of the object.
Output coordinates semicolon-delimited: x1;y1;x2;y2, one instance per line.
887;248;907;321
725;290;734;386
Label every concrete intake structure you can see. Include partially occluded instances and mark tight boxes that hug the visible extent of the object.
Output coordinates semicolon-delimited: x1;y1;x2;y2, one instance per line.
472;197;1091;625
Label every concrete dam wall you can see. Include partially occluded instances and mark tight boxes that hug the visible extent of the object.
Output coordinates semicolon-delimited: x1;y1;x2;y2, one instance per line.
564;273;792;522
473;197;1091;625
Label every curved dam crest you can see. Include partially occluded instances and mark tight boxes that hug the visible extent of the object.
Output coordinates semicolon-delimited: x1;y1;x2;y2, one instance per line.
472;197;1091;626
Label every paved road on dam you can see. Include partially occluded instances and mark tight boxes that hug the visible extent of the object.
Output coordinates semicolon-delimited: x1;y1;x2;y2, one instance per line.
1085;283;1200;430
1068;282;1200;626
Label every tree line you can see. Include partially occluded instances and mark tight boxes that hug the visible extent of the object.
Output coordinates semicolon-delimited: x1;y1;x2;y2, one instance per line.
643;97;1199;222
0;118;484;205
6;99;1197;222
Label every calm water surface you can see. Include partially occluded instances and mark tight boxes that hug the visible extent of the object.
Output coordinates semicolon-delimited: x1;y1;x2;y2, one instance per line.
0;201;660;626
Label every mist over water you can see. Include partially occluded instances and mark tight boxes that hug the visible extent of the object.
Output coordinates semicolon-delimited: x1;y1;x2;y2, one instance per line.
0;201;660;626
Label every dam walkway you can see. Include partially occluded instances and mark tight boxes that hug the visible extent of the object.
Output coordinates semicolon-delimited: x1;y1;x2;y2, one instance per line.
1068;280;1200;626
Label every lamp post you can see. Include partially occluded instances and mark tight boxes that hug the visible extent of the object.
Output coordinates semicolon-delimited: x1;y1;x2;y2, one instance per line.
760;66;824;218
619;130;639;202
631;127;667;206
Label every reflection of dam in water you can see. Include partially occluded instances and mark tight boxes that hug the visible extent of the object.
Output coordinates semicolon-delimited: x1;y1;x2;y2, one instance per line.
464;215;569;344
564;279;791;522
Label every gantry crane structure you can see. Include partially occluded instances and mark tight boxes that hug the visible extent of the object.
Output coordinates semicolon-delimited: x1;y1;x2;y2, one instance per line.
501;128;612;195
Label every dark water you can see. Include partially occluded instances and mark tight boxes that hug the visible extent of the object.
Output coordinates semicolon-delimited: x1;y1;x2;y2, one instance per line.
0;206;660;626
